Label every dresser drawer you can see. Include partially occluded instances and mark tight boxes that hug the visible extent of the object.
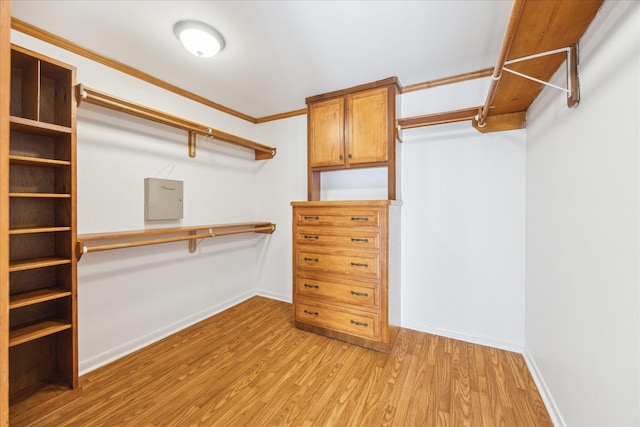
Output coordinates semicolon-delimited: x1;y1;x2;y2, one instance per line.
295;207;381;228
295;274;379;308
296;249;380;280
295;299;379;340
295;226;380;250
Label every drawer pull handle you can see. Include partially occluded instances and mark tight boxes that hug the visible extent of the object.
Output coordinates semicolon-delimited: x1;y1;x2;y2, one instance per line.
351;217;369;221
304;309;319;316
304;235;319;240
350;291;369;297
350;238;369;243
304;283;319;289
304;216;319;220
304;257;319;262
350;262;369;268
350;320;368;327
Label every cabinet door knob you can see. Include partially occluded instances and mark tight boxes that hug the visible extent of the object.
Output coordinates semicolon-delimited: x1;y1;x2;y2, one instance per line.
339;154;343;160
348;154;352;159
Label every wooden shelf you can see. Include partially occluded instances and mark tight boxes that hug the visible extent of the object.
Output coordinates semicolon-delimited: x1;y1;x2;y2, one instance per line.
9;193;71;198
9;226;71;235
9;115;72;135
9;287;71;309
9;319;72;347
77;221;276;260
76;85;276;160
8;380;82;427
9;155;71;167
9;257;71;272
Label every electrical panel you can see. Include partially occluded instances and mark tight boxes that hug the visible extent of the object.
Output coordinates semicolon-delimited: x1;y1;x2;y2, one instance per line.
144;178;183;220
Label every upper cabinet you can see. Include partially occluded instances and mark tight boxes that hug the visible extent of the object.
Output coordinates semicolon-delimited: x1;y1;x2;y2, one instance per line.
346;87;390;165
308;97;344;168
306;77;400;200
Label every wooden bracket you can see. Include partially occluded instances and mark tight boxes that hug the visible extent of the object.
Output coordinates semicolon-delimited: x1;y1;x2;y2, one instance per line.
188;131;197;158
188;231;197;253
472;111;526;133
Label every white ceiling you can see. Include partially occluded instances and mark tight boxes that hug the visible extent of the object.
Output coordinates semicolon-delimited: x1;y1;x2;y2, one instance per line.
10;0;512;119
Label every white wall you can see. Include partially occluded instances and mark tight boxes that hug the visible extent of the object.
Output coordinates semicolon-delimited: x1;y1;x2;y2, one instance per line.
255;115;308;302
399;78;527;352
524;1;640;426
400;123;526;351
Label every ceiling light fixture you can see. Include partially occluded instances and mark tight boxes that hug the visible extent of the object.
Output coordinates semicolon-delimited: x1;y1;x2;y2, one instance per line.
173;20;225;58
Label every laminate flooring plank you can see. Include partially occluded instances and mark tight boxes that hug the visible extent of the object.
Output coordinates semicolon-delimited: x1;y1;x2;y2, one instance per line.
29;297;552;427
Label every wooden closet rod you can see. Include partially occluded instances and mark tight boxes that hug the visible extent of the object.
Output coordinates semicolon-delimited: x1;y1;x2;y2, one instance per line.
397;106;482;130
76;222;276;260
477;0;526;127
75;85;277;160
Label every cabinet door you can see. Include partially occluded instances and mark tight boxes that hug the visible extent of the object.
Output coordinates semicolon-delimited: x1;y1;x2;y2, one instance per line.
346;87;389;165
308;97;344;168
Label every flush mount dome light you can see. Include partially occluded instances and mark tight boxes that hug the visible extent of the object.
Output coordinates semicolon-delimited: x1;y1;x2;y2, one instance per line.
173;20;225;58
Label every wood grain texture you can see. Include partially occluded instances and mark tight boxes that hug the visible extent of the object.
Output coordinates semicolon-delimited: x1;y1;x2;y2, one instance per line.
488;0;604;116
30;297;553;427
402;68;493;93
1;0;11;424
5;44;80;425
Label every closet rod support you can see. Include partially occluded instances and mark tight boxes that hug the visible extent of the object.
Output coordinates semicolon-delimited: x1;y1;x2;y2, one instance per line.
501;44;579;107
76;222;276;260
188;131;197;158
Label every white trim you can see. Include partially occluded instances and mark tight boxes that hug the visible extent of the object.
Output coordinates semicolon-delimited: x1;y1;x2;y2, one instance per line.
252;289;291;304
523;347;565;427
400;320;523;353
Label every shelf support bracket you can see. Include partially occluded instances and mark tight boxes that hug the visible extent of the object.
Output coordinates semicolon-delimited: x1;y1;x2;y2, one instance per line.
502;43;580;108
188;131;197;158
188;231;197;253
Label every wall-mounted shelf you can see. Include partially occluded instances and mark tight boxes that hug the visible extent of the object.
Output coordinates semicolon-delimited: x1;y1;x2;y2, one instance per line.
75;85;277;160
77;221;276;260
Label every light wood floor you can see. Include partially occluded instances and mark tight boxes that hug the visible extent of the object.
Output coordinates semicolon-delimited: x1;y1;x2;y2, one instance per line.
33;296;552;426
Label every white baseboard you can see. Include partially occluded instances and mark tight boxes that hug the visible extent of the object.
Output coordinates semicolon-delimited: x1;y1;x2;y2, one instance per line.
400;320;524;353
523;347;564;427
253;289;291;304
79;290;256;375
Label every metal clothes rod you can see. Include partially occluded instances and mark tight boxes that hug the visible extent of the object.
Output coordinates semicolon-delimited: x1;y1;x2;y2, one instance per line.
76;222;276;260
75;85;276;160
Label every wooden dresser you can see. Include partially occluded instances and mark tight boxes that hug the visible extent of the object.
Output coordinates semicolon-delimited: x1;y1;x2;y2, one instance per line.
291;200;400;352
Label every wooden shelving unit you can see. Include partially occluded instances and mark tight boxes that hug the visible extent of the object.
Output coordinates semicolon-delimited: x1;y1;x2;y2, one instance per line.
4;44;81;425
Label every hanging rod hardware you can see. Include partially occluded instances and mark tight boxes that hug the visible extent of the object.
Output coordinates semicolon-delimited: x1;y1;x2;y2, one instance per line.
76;222;276;260
501;44;579;103
75;85;276;160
